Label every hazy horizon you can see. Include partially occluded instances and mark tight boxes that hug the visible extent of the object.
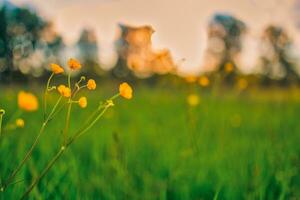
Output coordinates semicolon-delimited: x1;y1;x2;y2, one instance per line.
5;0;300;73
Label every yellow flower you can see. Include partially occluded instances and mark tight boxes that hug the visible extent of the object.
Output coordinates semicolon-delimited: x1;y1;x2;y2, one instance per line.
78;97;87;108
237;78;248;90
16;118;25;128
68;58;81;70
50;63;64;74
187;94;200;107
87;79;96;90
185;75;197;83
57;85;71;98
18;91;39;112
225;62;234;73
119;82;133;99
198;76;210;87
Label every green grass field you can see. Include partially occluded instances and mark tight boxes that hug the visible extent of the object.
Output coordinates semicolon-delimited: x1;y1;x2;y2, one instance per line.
1;83;300;199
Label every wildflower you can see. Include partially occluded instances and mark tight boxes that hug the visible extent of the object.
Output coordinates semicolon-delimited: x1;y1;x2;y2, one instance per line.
185;75;197;83
119;82;133;99
50;63;64;74
198;76;210;87
78;97;87;108
57;85;71;98
18;91;39;112
68;58;81;70
187;94;200;107
224;62;234;73
87;79;96;90
0;109;5;115
16;118;25;128
237;78;248;90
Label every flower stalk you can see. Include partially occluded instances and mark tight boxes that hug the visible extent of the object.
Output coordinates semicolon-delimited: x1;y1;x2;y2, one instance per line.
0;109;5;144
21;98;115;199
1;96;62;190
43;72;54;119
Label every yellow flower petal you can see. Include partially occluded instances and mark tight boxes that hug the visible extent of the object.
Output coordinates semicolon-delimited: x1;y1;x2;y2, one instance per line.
87;79;96;90
187;94;200;107
78;97;87;108
68;58;81;70
50;63;64;74
198;76;210;87
119;82;133;99
16;118;25;128
18;91;39;112
57;85;71;98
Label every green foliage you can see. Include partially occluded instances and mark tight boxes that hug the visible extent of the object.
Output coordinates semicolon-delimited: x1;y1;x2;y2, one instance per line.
0;85;300;199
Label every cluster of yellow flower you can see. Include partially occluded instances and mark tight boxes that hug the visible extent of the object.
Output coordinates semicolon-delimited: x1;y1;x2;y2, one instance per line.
185;75;210;87
0;58;133;198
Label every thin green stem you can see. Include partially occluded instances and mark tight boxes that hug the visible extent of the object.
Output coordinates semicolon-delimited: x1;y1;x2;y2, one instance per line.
20;147;65;200
5;109;22;127
63;101;72;145
62;73;72;145
48;102;68;121
67;73;71;88
70;106;109;143
0;113;3;140
2;97;62;190
21;95;118;198
72;85;86;98
44;73;54;119
111;93;120;100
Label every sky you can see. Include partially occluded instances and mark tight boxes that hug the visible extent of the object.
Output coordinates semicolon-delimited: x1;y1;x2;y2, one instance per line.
7;0;300;73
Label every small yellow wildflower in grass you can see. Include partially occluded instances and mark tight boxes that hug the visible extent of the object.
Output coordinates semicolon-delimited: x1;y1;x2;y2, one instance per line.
225;62;234;73
78;97;87;108
119;82;133;99
87;79;96;90
237;78;248;90
198;76;210;87
185;75;197;83
68;58;81;70
16;118;25;128
187;94;200;107
3;57;134;198
57;85;71;98
18;91;38;112
50;63;64;74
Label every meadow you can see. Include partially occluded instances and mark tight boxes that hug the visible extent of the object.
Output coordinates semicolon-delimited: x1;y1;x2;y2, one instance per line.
0;82;300;199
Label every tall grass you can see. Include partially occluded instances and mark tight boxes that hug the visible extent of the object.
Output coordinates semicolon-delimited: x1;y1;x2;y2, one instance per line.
0;84;300;199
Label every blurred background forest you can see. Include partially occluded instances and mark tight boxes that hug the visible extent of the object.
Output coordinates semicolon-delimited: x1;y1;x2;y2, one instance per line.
0;0;300;87
1;1;300;199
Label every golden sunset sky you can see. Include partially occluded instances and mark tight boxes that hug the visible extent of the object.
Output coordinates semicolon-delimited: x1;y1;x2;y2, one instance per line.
8;0;300;73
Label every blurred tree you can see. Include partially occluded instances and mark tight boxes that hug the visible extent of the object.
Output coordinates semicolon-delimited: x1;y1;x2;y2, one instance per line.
259;25;299;84
41;22;65;63
0;2;65;82
112;24;142;80
205;13;246;83
113;23;176;80
76;28;104;76
0;3;12;81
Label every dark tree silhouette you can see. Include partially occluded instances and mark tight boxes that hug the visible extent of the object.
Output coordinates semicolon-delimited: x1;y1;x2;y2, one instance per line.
76;28;103;76
112;24;136;80
0;2;65;82
260;25;299;84
205;13;246;81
